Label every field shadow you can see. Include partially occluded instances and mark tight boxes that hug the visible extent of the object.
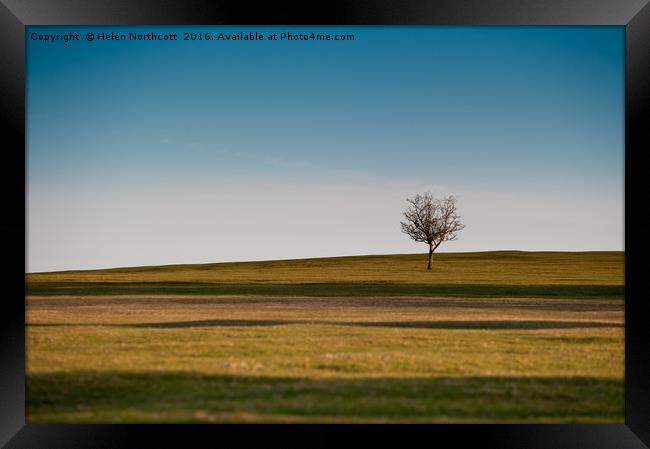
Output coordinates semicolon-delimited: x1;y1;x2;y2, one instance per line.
130;319;293;328
26;281;624;299
29;319;623;330
333;320;623;330
26;371;623;423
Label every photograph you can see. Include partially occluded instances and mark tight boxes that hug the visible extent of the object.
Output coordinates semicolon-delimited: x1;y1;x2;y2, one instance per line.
25;25;625;423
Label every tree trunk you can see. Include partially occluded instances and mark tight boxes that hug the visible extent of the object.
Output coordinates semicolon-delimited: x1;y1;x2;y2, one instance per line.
427;244;433;270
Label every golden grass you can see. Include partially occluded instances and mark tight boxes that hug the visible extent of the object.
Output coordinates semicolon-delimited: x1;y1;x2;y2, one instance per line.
26;251;624;423
27;295;623;422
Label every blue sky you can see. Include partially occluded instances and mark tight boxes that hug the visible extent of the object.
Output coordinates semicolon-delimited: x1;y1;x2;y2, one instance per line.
27;26;624;272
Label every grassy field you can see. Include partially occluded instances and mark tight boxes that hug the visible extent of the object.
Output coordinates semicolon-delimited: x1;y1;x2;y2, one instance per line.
26;251;624;423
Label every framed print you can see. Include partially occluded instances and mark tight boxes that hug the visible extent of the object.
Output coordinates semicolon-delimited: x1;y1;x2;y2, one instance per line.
1;0;649;447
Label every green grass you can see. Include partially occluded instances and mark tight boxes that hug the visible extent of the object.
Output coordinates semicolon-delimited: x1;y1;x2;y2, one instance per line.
26;251;624;423
26;281;623;298
27;251;624;286
28;372;622;423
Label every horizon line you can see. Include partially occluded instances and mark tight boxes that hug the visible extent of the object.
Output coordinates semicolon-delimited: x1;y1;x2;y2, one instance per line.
26;249;625;275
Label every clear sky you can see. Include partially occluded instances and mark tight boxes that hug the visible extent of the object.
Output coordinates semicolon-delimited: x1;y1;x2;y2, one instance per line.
27;26;624;272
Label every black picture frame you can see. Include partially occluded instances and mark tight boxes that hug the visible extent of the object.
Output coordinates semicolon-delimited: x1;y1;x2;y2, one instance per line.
2;1;649;447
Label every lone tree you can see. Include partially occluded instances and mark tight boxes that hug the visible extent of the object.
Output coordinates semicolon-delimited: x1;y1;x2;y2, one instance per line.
400;192;465;270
